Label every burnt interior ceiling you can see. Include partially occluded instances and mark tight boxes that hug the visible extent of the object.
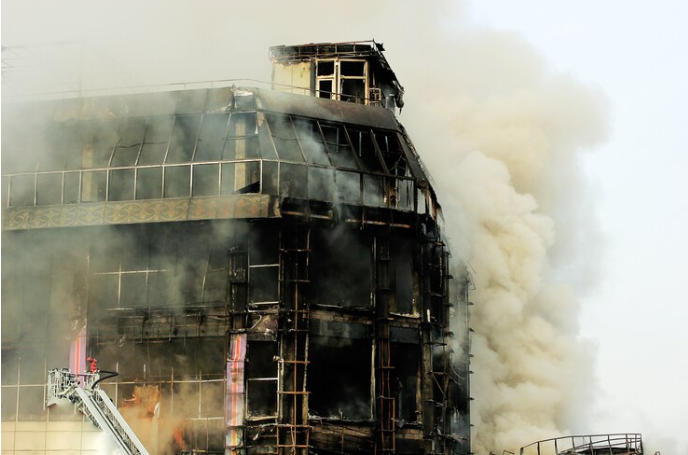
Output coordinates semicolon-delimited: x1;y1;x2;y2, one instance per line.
1;83;471;455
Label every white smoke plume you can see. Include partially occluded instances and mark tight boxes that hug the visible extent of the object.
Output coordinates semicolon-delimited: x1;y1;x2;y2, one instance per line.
2;1;610;452
416;34;609;452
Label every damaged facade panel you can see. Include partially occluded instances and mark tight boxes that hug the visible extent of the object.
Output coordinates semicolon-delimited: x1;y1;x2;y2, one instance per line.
1;41;471;455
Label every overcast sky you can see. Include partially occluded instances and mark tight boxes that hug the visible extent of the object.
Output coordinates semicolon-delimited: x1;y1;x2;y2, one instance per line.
2;1;687;454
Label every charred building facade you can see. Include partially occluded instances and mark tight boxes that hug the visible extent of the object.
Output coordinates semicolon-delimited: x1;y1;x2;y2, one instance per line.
1;41;471;455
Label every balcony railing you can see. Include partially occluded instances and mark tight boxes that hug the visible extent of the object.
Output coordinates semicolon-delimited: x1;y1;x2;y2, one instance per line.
520;434;643;455
2;159;417;212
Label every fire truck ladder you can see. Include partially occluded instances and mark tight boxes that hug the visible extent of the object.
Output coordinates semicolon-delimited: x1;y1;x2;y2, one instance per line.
47;368;149;455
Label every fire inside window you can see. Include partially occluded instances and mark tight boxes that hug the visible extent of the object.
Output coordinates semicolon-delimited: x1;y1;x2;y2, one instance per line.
316;59;369;104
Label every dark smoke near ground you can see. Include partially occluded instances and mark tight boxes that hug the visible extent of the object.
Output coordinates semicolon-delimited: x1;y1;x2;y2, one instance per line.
2;1;610;452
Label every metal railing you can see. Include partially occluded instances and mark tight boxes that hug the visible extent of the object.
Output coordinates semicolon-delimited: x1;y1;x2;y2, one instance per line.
2;159;417;212
520;434;643;455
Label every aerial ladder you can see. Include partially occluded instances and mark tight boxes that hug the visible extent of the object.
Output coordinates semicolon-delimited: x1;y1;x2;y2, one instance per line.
46;368;149;455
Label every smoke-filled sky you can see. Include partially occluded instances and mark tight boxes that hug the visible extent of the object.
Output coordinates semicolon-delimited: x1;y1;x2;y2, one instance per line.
1;1;687;454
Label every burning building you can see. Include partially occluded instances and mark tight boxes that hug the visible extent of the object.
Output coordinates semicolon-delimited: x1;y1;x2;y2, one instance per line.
1;41;471;454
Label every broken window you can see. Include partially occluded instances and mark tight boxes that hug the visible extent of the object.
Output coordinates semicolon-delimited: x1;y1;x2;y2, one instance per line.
138;116;174;165
390;340;421;423
315;59;368;104
111;118;146;167
307;229;371;308
246;341;278;419
316;60;335;100
340;79;366;103
84;120;120;169
309;333;372;420
248;227;279;307
194;113;230;162
166;115;201;164
321;124;358;169
349;128;383;173
390;237;415;315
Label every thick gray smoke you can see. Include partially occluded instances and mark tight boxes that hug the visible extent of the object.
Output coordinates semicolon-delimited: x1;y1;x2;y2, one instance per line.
415;35;609;452
2;1;609;452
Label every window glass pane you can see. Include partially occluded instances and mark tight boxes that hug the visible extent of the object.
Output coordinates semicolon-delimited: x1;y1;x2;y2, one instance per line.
111;118;146;167
136;167;162;200
335;170;360;204
232;162;261;194
225;113;259;159
36;174;62;206
260;161;278;195
64;172;80;203
87;120;120;168
9;175;34;207
81;170;106;202
166;115;200;163
195;113;229;162
363;174;385;207
266;114;303;162
17;386;45;420
139;116;173;165
164;166;191;198
1;386;17;420
193;164;220;197
322;125;357;169
279;163;307;199
294;120;330;165
145;116;174;142
89;274;119;308
308;168;335;202
138;143;167;165
108;169;135;201
220;163;236;195
42;123;80;171
120;273;147;308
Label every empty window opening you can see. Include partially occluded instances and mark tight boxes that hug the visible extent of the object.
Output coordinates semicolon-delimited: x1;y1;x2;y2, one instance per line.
307;229;371;308
246;342;278;418
308;335;372;420
390;342;421;423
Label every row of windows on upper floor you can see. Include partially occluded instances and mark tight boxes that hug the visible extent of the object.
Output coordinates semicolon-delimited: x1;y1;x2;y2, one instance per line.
3;112;410;179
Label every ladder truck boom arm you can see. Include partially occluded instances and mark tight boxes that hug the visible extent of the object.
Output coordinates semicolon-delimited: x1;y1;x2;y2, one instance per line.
47;368;149;455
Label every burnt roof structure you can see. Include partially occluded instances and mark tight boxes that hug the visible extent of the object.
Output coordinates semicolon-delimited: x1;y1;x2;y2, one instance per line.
1;41;471;455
